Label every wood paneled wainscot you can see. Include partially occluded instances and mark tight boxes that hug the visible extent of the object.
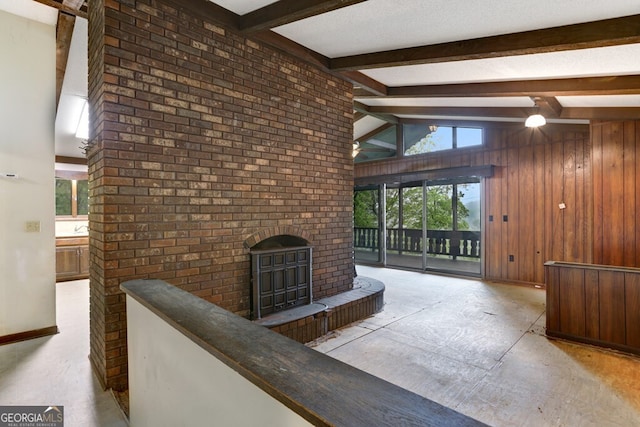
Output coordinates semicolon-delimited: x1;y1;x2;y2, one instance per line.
545;261;640;355
56;237;89;281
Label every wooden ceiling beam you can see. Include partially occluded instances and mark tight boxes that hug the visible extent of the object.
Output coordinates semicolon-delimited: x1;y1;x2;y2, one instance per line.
560;107;640;120
364;105;640;120
158;1;386;96
354;75;640;98
54;0;86;110
160;0;240;28
55;155;87;165
54;17;73;109
355;102;398;124
32;0;87;19
160;0;336;72
253;31;331;70
536;97;564;118
330;14;640;71
239;0;366;33
340;71;387;96
355;123;395;143
368;106;530;118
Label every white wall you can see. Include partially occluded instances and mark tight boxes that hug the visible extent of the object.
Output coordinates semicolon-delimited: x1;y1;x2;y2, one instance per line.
127;297;313;427
0;9;56;337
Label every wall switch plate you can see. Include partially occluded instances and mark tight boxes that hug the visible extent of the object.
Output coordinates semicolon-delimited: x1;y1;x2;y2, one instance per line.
25;221;41;232
559;202;566;209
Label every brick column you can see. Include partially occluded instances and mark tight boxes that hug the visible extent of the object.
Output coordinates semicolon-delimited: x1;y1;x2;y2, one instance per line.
87;0;354;391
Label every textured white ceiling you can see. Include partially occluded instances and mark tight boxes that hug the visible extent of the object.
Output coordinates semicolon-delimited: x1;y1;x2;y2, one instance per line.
211;0;277;16
2;0;636;157
361;44;640;87
354;115;387;140
558;95;640;107
61;17;88;98
230;0;640;124
273;0;640;58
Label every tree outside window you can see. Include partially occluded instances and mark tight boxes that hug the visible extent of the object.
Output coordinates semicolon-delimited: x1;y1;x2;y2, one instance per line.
56;178;89;217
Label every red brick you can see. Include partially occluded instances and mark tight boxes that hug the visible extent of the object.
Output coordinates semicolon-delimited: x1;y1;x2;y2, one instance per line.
89;0;353;391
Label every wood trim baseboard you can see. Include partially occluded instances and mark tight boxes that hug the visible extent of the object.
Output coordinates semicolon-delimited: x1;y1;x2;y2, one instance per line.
546;331;640;358
0;326;59;346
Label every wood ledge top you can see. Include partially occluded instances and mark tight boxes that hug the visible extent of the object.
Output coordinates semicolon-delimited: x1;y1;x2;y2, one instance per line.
121;278;486;427
545;261;640;273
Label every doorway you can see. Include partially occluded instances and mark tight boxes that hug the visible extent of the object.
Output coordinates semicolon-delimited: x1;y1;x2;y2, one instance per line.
354;179;481;276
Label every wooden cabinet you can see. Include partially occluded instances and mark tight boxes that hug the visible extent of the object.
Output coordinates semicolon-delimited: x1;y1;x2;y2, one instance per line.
79;245;90;275
56;237;89;281
545;261;640;356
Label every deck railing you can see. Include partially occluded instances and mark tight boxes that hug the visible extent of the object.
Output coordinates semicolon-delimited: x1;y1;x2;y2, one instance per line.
354;227;481;259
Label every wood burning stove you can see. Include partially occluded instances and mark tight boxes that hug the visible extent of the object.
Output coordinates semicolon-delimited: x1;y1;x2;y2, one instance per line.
250;238;312;320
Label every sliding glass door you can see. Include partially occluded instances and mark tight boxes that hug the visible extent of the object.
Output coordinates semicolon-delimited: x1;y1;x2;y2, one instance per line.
353;187;382;264
424;181;481;275
354;179;481;276
386;184;424;269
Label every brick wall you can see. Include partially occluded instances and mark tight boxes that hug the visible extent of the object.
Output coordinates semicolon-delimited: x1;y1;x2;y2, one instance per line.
88;0;354;390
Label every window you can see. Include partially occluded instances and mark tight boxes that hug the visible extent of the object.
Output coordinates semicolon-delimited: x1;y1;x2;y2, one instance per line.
77;180;89;215
403;124;482;156
56;178;89;217
354;125;397;163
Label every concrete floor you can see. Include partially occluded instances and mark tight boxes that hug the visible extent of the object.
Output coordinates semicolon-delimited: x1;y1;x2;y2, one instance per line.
2;271;639;426
310;266;640;427
0;279;128;427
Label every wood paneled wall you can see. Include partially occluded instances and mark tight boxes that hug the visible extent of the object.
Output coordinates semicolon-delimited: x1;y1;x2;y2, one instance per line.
592;120;640;267
355;124;592;285
483;127;592;284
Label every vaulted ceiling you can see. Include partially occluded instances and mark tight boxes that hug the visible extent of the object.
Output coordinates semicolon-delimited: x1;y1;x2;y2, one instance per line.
6;0;640;157
193;0;640;142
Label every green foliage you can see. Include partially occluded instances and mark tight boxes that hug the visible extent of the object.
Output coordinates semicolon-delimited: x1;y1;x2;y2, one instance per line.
385;187;423;229
355;123;481;238
385;188;399;228
55;178;89;216
382;185;471;231
405;131;437;155
426;186;453;230
354;190;379;228
77;180;89;215
55;179;72;215
455;189;471;230
426;186;470;230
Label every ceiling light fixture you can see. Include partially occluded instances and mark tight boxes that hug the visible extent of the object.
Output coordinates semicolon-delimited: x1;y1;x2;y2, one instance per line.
352;141;360;158
525;102;546;128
